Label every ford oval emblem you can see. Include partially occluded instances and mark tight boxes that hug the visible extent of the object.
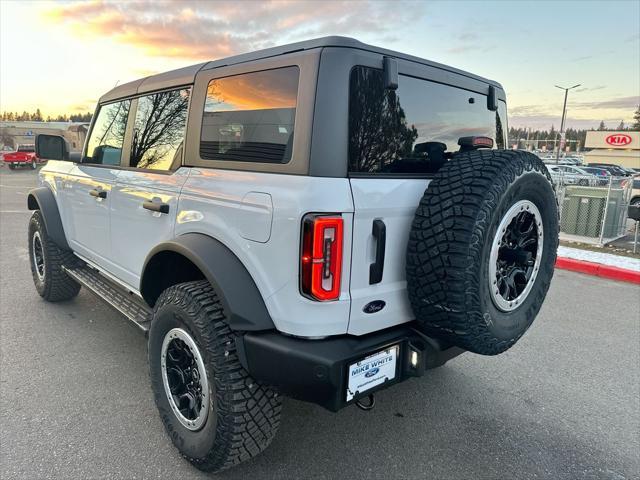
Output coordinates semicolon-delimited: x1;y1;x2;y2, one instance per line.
363;300;386;314
365;367;380;377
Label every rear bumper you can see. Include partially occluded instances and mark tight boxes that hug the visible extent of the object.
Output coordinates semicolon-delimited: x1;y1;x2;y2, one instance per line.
237;323;464;412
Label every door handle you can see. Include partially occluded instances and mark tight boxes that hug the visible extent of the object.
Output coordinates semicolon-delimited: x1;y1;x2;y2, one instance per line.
89;189;107;199
143;201;169;214
369;219;386;285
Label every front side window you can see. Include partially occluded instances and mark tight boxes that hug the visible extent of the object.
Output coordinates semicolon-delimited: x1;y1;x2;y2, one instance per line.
130;88;190;170
349;66;507;175
200;66;299;164
84;100;130;165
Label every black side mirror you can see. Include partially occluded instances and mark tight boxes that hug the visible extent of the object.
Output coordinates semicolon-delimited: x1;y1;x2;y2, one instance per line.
35;134;70;161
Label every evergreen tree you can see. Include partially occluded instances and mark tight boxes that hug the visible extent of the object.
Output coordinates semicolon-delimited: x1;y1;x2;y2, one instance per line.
597;121;606;131
0;109;91;123
507;126;594;152
632;105;640;131
616;120;625;130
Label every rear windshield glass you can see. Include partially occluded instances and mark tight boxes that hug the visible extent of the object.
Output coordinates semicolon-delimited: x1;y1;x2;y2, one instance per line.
349;66;507;175
200;66;299;164
17;145;35;152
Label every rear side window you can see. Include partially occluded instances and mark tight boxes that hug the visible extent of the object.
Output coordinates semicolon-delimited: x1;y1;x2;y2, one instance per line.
130;88;190;170
200;66;299;164
84;100;130;165
349;66;507;175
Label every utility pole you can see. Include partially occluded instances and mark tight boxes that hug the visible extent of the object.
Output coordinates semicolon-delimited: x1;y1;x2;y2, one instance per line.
555;84;581;164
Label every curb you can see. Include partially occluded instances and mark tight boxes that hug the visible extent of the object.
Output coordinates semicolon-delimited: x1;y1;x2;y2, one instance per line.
556;257;640;284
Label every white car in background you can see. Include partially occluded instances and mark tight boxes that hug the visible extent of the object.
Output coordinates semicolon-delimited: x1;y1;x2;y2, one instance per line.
547;164;598;186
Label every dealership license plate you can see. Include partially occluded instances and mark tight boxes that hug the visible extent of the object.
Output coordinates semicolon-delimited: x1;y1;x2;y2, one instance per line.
346;346;398;402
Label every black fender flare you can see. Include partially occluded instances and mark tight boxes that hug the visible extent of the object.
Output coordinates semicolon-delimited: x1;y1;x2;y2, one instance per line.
141;233;275;332
27;187;70;250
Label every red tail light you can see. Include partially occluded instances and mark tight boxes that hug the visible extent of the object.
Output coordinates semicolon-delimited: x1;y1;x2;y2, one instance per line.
300;215;344;301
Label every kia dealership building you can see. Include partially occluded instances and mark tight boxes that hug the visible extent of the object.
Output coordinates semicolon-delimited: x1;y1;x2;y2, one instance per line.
584;131;640;169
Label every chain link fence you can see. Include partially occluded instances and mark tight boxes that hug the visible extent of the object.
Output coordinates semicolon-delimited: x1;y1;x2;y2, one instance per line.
551;172;633;245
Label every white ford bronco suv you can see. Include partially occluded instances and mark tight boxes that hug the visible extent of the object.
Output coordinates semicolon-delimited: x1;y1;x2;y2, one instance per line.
29;37;558;472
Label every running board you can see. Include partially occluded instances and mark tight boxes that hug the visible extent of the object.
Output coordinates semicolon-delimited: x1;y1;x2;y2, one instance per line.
63;265;151;333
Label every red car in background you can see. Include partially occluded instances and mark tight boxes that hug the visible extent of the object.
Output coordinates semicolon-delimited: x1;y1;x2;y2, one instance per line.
2;144;41;170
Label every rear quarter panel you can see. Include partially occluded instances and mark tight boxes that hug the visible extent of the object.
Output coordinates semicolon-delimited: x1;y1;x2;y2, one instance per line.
176;168;355;337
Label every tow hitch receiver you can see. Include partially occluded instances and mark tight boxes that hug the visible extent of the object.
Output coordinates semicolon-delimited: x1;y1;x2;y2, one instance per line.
355;394;376;411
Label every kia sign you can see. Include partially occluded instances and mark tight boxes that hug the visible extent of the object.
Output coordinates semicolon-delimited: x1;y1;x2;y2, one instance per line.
580;131;638;150
605;134;632;147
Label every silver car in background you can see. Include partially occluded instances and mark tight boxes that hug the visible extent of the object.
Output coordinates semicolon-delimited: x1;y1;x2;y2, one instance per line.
547;164;599;186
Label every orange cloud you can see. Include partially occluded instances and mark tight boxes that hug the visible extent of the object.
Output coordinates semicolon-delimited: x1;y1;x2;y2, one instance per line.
43;1;258;59
206;69;298;111
70;101;96;112
46;0;109;22
42;0;426;61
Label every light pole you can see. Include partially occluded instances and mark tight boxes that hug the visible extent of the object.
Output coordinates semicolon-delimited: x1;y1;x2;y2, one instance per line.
555;83;581;163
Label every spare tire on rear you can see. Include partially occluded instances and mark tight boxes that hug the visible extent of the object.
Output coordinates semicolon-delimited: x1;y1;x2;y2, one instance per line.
406;149;558;355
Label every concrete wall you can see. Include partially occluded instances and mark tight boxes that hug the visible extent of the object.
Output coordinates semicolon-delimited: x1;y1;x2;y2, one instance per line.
584;150;640;168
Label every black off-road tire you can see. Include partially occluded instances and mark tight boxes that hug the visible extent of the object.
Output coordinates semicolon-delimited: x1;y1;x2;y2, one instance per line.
8;163;15;170
406;150;559;355
28;210;81;301
148;280;282;473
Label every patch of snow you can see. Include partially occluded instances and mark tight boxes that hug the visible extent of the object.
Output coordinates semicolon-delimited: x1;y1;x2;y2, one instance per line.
557;246;640;272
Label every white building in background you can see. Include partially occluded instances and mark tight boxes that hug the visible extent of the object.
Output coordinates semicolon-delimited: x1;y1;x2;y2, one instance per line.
584;131;640;169
0;121;90;152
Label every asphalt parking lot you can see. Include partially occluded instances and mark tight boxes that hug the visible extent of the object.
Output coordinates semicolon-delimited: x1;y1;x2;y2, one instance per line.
1;166;639;480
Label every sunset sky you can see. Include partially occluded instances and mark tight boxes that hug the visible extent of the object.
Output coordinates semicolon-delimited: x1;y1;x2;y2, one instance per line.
1;0;638;130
